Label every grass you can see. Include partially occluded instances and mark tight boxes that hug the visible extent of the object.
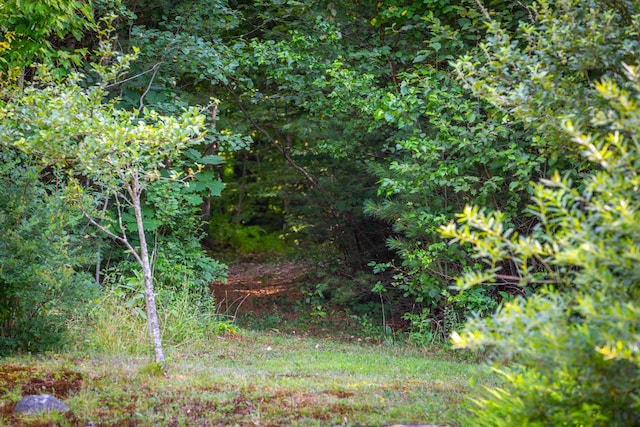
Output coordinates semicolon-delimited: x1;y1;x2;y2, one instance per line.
0;273;497;426
0;331;496;427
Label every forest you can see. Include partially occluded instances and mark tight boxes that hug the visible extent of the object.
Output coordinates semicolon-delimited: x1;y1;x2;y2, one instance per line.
1;0;640;425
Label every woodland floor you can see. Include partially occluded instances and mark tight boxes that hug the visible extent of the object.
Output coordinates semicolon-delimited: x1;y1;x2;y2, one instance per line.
211;261;309;320
210;261;410;338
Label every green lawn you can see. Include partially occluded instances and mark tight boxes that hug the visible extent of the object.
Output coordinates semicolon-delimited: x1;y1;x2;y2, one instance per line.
0;332;495;426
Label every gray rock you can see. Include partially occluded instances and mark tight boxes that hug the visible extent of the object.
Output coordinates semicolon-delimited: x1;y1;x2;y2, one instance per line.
14;394;69;415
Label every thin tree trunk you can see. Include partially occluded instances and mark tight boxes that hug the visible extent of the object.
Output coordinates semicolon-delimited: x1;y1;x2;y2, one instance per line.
200;101;219;222
130;175;166;369
235;152;248;224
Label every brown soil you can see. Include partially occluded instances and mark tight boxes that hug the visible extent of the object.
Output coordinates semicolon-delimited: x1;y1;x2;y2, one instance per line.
0;364;83;422
0;364;83;399
211;262;311;318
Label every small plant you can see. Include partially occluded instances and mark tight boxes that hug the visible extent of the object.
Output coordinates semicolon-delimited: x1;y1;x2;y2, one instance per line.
297;282;329;319
139;361;165;377
402;309;434;346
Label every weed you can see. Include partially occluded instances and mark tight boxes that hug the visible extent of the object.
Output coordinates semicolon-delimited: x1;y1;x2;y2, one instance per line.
72;285;238;357
403;308;435;346
139;361;165;377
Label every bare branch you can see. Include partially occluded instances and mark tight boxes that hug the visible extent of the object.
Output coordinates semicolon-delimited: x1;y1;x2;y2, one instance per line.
139;62;163;111
224;83;322;190
113;192;129;243
104;62;165;89
493;273;560;285
82;210;142;265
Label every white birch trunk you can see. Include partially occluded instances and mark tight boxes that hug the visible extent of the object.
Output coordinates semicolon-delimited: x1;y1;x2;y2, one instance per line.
130;175;166;369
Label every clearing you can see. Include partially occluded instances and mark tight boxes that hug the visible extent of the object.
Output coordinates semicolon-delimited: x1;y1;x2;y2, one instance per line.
0;334;492;426
212;262;307;318
0;263;494;426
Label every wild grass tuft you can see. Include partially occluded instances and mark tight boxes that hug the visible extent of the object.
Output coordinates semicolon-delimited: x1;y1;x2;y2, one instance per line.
70;285;238;357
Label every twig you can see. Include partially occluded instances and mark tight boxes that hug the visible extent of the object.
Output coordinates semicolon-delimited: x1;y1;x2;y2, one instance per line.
139;63;162;111
232;293;251;321
104;62;165;89
474;0;492;21
493;273;560;285
82;210;142;265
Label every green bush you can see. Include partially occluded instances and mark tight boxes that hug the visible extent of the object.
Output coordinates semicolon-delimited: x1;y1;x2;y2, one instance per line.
442;68;640;426
208;214;287;258
0;150;98;354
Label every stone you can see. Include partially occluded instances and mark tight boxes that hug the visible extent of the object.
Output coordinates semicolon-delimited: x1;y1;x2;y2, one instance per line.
14;394;69;415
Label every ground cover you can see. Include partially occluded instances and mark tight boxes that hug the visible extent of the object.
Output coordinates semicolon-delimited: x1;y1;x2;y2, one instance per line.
0;332;493;426
0;261;496;426
212;262;306;319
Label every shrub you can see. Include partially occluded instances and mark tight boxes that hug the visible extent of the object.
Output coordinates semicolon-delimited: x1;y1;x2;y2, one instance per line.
0;150;98;354
441;67;640;426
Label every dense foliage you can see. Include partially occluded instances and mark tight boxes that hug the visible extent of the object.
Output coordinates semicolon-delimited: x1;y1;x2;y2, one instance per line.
0;149;97;354
441;1;640;424
3;2;640;421
444;66;640;427
0;6;228;360
0;0;96;80
100;0;557;334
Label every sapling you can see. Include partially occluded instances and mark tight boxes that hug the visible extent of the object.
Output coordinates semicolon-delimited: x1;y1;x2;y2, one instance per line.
2;69;208;370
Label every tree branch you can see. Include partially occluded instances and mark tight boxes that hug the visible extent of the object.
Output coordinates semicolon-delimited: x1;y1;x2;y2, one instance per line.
224;83;322;190
104;62;165;89
82;210;142;266
139;63;163;111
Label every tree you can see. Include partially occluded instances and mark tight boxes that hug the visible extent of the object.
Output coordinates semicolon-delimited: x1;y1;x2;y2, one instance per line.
455;0;640;161
1;62;211;368
0;0;95;80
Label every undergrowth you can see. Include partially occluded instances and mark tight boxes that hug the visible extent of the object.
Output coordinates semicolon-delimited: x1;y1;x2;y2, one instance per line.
73;285;238;356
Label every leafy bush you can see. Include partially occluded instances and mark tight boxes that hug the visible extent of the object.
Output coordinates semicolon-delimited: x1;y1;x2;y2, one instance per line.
455;0;640;160
365;0;640;343
0;149;98;354
354;2;545;337
442;67;640;426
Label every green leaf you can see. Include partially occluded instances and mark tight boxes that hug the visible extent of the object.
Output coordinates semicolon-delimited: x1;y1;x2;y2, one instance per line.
198;155;224;165
195;170;225;196
413;54;428;63
206;180;224;197
184;193;204;206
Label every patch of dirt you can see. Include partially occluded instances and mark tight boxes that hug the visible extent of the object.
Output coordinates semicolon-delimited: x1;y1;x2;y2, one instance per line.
0;364;83;398
0;363;83;422
211;262;310;317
